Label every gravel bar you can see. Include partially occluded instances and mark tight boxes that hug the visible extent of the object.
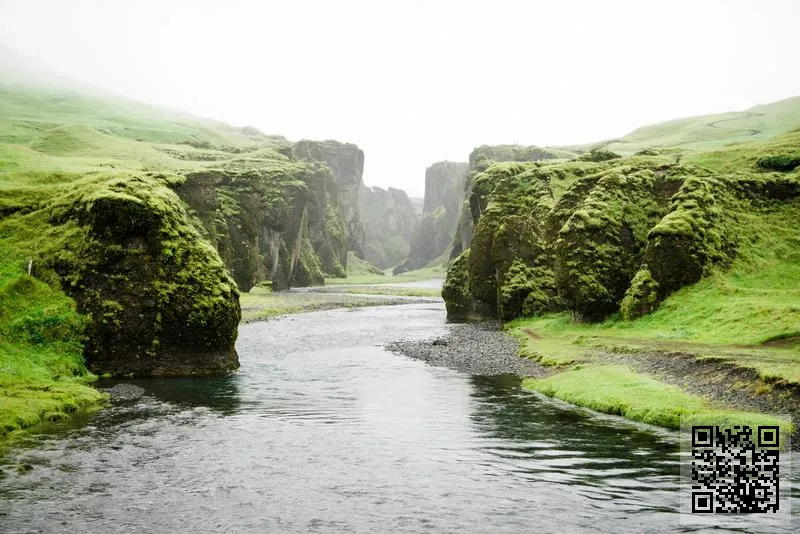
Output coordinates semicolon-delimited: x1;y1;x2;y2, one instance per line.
386;321;547;377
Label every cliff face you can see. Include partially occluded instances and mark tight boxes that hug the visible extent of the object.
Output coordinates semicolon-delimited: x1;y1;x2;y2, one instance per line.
292;140;366;265
450;145;565;260
1;172;241;376
360;185;419;269
394;161;468;273
442;151;800;322
176;159;348;291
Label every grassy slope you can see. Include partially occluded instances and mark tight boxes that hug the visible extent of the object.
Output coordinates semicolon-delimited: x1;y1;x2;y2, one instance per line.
325;262;447;286
512;128;800;431
561;96;800;155
0;248;105;441
0;77;292;441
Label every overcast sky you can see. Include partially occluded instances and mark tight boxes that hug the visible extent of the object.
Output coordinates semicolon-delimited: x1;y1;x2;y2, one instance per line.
1;0;798;196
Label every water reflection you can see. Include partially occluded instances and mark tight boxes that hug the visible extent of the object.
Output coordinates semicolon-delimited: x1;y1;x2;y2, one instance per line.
1;304;796;533
95;373;241;415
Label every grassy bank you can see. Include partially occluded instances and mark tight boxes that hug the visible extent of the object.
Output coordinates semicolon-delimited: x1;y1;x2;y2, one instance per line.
511;308;798;437
240;290;439;323
523;366;790;439
325;264;447;286
0;256;106;444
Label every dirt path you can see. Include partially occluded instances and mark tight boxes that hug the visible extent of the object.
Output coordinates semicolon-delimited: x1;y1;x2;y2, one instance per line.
706;111;765;137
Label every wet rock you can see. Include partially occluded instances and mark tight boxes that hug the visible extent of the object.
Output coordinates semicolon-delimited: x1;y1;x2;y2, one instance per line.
106;384;146;402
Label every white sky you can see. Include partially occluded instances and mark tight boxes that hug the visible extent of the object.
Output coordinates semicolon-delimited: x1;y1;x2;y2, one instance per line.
1;0;798;197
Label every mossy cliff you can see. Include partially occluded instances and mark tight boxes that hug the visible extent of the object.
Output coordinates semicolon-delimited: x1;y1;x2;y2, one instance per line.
0;64;366;388
359;185;419;269
177;160;348;290
449;144;568;260
442;135;800;322
0;172;241;376
395;161;468;273
292;140;366;265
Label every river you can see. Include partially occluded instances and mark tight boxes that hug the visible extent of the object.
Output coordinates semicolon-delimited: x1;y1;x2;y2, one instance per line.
1;301;797;532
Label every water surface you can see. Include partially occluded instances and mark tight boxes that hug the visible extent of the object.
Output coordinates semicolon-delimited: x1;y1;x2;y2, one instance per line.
1;303;796;532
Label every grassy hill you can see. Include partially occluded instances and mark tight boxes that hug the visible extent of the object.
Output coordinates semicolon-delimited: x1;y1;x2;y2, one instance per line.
560;96;800;155
0;54;299;441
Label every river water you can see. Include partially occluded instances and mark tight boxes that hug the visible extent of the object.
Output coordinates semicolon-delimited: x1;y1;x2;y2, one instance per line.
1;302;797;532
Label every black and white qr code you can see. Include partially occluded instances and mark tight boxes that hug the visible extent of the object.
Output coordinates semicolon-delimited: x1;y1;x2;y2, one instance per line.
691;425;780;513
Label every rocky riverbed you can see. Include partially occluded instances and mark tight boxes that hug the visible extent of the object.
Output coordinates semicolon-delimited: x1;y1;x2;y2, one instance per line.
386;321;547;377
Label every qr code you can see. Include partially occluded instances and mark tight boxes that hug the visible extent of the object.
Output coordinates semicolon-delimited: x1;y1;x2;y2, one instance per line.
691;425;780;513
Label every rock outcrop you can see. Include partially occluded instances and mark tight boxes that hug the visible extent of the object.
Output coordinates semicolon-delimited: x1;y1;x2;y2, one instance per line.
449;145;566;260
360;185;419;269
292;140;366;265
394;161;468;273
8;172;242;376
442;151;800;322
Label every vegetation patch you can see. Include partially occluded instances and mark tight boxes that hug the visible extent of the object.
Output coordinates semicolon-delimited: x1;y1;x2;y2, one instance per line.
0;263;106;441
523;365;790;432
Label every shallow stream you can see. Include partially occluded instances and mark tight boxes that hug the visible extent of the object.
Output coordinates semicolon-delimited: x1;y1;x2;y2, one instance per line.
1;302;797;532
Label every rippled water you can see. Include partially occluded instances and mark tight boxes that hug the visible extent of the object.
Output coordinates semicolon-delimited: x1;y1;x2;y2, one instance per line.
1;303;797;532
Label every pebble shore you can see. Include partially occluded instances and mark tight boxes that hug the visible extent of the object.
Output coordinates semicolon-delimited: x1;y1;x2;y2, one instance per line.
386;321;547;377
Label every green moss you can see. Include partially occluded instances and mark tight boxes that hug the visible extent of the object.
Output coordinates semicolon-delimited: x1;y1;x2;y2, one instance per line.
0;269;106;440
577;148;621;162
523;365;790;431
442;249;471;316
755;153;800;172
619;267;660;320
554;167;673;321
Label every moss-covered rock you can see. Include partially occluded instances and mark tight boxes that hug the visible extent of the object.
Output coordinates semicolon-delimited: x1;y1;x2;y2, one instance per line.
442;249;471;316
619;267;660;320
361;185;419;269
553;168;675;321
7;172;241;376
644;175;734;298
577;148;622;162
177;160;345;290
395;161;468;273
292;140;366;263
755;153;800;172
450;145;567;260
443;147;800;324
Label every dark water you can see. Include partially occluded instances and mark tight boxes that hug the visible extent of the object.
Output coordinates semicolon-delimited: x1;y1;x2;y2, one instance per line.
1;303;797;533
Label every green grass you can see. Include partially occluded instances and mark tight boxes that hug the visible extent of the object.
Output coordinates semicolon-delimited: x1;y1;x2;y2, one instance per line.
523;365;791;437
325;264;447;286
575;96;800;155
311;286;441;298
0;258;106;441
239;291;433;322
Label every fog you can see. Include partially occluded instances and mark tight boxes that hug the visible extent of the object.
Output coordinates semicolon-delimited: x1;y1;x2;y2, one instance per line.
1;0;798;196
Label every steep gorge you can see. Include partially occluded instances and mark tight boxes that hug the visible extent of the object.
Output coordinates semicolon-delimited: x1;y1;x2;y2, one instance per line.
394;161;468;273
359;185;418;269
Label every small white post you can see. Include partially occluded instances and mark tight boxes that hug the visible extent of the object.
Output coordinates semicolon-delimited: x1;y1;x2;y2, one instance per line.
27;258;32;276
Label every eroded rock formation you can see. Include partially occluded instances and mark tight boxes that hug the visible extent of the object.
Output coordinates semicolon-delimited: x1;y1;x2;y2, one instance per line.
442;155;800;322
360;185;419;269
394;161;468;273
292;140;366;265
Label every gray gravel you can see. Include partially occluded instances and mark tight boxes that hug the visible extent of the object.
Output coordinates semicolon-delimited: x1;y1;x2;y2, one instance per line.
104;383;146;402
386;321;547;377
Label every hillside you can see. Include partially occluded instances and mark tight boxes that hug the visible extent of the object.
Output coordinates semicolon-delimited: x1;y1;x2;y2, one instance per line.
0;55;373;437
442;106;800;433
564;96;800;155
